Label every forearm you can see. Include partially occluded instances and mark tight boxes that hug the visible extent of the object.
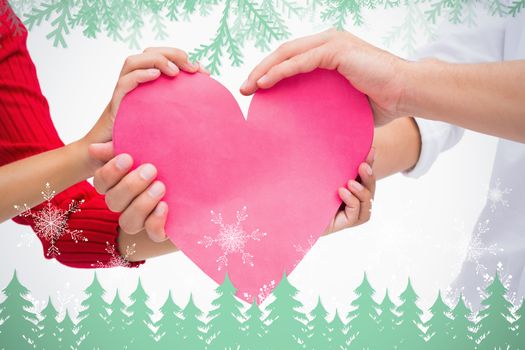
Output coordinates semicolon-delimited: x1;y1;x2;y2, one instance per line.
401;60;525;143
0;139;176;263
0;138;96;221
372;117;421;179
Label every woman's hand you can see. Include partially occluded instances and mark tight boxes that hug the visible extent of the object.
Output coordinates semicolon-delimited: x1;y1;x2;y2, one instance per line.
240;29;407;126
82;47;208;173
89;142;169;242
87;47;208;242
324;148;376;235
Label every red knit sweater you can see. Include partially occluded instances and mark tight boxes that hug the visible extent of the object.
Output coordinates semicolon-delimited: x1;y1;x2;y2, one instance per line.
0;2;144;268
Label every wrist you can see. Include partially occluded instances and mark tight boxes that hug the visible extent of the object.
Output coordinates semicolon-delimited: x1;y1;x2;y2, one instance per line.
398;58;445;119
372;54;414;125
118;227;178;261
396;59;420;117
66;137;98;179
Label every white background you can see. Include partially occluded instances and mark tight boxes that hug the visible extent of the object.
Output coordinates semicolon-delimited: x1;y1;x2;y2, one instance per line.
0;4;499;321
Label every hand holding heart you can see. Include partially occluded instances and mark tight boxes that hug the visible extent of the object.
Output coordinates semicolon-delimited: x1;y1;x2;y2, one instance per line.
89;43;377;246
240;28;407;126
84;47;207;169
85;48;208;243
88;40;375;300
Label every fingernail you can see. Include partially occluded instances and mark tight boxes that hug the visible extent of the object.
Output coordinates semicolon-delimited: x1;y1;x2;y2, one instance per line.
115;154;132;170
167;61;178;74
139;164;156;180
187;60;198;70
349;180;364;192
240;79;250;91
148;181;165;198
90;142;104;149
154;201;167;216
363;163;373;176
197;61;210;74
147;68;160;76
339;187;351;199
257;75;269;86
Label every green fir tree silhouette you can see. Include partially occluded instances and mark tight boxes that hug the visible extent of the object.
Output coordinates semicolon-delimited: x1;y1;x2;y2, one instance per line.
58;309;78;350
240;298;266;350
104;290;130;349
328;309;348;350
477;272;515;350
346;273;380;350
511;298;525;349
449;293;477;350
207;273;244;350
36;297;61;350
155;290;184;349
305;296;331;349
0;270;38;350
425;291;453;349
4;268;525;350
126;278;156;349
375;290;399;350
395;278;425;350
179;293;208;350
263;272;307;349
76;272;109;350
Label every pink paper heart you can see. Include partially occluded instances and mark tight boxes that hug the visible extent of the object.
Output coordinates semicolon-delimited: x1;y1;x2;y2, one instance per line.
113;69;373;303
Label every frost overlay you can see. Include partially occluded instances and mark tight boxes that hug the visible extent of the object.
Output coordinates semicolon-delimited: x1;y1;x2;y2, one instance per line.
487;178;512;212
14;182;86;257
93;241;136;268
198;206;267;271
465;219;503;276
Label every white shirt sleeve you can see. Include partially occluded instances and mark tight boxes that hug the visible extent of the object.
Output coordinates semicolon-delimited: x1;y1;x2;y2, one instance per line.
403;12;506;178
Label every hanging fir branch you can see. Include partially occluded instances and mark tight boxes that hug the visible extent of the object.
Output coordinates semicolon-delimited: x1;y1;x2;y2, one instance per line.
383;0;435;55
509;0;525;16
16;0;525;72
321;0;380;28
25;0;75;48
72;0;102;39
189;0;244;74
100;0;124;41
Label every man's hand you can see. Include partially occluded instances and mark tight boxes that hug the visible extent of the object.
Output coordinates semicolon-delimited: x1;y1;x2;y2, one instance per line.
240;29;407;126
324;148;376;235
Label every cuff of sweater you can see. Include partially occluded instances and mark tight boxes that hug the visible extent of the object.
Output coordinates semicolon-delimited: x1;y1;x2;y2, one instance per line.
13;181;145;268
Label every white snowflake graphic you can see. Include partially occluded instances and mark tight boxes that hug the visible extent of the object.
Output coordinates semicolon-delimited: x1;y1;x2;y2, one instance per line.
465;219;503;276
198;206;266;271
27;294;46;315
14;183;86;257
257;280;276;303
55;282;81;316
16;231;36;248
242;279;276;304
444;285;461;308
478;261;517;307
487;178;512;212
92;241;136;268
292;234;317;268
293;234;316;256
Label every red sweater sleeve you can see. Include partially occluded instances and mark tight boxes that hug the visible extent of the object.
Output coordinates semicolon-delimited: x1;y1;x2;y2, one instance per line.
0;2;144;268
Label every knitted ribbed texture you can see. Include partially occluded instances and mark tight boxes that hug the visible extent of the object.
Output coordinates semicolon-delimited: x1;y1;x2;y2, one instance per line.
0;2;144;268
